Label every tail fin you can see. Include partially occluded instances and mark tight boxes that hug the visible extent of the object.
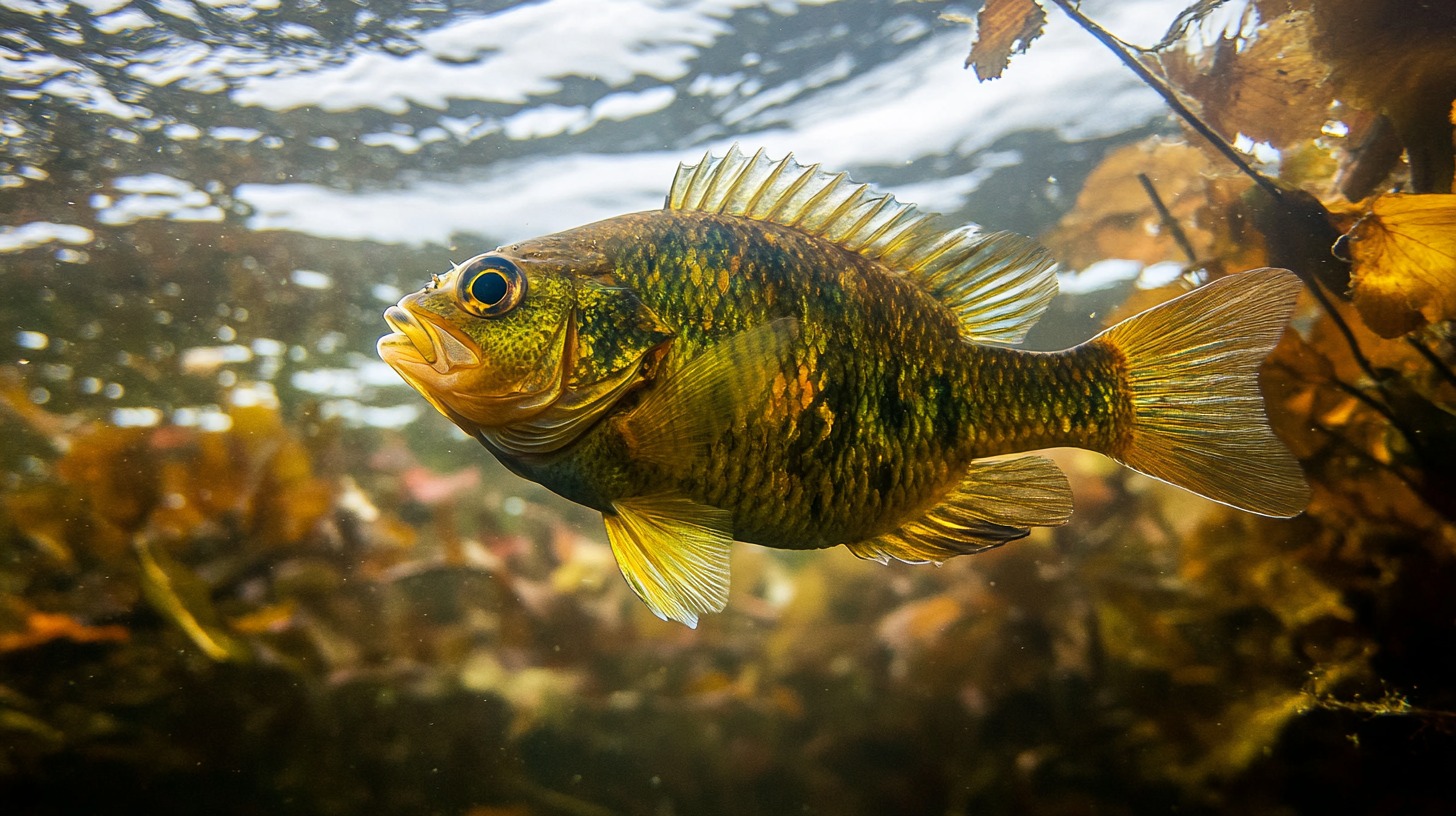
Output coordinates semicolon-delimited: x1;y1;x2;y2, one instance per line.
1094;268;1310;517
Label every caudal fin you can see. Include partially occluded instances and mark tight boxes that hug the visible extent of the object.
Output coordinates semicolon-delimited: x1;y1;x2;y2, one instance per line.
1094;268;1310;517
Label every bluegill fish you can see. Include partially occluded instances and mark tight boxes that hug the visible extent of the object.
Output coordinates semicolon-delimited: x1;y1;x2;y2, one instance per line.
378;146;1309;627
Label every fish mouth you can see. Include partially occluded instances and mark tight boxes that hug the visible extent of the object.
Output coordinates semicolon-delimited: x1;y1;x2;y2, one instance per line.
379;304;481;374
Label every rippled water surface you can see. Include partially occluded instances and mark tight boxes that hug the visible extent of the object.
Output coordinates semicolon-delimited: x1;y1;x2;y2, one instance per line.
2;0;1180;444
13;2;1456;815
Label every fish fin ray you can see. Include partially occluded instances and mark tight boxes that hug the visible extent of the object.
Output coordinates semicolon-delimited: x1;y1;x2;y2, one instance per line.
603;495;734;628
1096;267;1310;517
847;455;1071;565
619;318;800;469
668;145;1058;345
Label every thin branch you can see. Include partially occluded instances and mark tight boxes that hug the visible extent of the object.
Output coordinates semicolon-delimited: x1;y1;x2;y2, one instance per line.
1047;0;1448;469
1325;377;1432;472
1045;0;1284;200
1137;172;1199;264
1307;419;1428;510
1407;336;1456;392
1299;275;1381;387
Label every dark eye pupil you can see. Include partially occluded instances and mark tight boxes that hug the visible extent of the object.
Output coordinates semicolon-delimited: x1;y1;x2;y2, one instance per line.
471;270;508;305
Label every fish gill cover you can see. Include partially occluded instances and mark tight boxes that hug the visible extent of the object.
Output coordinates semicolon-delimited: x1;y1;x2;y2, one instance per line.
1;0;1455;814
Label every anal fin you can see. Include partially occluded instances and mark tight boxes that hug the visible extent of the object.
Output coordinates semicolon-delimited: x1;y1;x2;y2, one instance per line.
603;494;735;628
848;455;1072;565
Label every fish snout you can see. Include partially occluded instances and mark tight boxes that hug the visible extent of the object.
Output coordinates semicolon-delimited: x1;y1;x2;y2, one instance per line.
379;299;481;373
383;305;439;366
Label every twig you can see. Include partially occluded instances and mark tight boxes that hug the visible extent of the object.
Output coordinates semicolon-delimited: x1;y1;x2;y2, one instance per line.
1298;276;1382;387
1306;419;1427;512
1136;172;1199;264
1044;0;1284;201
1407;336;1456;392
1326;377;1431;471
1048;0;1446;468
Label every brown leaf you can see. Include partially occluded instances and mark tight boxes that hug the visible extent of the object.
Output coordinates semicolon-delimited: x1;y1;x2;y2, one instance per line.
1043;137;1232;269
0;611;129;653
1343;193;1456;337
1158;9;1334;149
965;0;1047;81
1311;0;1456;192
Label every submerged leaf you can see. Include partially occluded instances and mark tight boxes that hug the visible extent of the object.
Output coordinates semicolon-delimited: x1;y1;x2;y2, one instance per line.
1343;194;1456;337
134;538;247;662
965;0;1047;81
1158;9;1334;150
1310;0;1456;192
0;611;128;653
1043;138;1233;269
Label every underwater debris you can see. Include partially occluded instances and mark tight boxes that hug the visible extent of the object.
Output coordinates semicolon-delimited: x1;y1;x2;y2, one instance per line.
1;0;1455;813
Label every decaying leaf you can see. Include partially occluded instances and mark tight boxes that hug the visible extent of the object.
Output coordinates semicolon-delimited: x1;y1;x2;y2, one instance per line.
1158;9;1334;150
965;0;1047;81
1310;0;1456;193
1043;137;1239;269
0;611;128;653
134;537;248;662
1343;193;1456;337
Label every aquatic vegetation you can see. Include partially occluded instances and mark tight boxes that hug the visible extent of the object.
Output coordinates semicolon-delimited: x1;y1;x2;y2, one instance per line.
2;0;1455;814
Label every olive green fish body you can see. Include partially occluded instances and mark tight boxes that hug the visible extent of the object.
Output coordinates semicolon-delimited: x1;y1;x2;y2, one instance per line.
379;146;1309;627
503;210;993;550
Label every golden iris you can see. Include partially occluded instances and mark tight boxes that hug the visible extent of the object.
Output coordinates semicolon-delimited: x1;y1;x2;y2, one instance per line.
457;255;525;317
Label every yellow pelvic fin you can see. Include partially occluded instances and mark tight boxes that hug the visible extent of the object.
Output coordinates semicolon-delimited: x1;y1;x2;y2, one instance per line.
1095;267;1310;517
667;145;1058;345
603;494;734;628
848;455;1072;565
618;317;800;470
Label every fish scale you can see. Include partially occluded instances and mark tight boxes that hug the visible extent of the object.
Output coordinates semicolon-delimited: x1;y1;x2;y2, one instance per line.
379;146;1309;627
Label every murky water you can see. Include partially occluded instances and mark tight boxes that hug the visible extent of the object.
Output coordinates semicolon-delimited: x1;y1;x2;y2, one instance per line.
5;1;1455;814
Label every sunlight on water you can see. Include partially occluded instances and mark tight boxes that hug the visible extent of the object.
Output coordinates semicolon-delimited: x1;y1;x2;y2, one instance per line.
6;1;1453;813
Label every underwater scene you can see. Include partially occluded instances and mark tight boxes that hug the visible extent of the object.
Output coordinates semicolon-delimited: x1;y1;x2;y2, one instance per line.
3;0;1456;813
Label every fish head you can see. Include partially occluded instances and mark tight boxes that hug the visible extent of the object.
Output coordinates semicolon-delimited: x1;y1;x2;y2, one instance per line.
378;251;577;436
379;240;674;444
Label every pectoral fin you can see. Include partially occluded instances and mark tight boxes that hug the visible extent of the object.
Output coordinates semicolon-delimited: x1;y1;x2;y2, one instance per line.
619;317;800;469
603;494;735;628
848;455;1072;565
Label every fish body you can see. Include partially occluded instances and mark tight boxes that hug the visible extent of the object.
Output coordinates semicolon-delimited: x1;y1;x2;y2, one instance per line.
379;146;1309;626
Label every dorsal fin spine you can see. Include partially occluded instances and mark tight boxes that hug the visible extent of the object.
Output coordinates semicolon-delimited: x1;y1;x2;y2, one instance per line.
717;147;767;214
841;194;897;251
743;152;790;216
820;183;872;237
874;211;933;260
762;161;818;223
692;150;735;211
684;160;713;208
667;146;1059;345
788;171;844;229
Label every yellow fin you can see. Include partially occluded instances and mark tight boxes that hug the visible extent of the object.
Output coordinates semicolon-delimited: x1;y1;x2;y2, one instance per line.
667;145;1058;345
1095;268;1310;517
848;455;1072;565
603;494;734;628
618;318;800;469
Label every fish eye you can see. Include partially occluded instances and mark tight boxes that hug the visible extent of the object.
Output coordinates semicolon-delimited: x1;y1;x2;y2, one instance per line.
456;255;526;317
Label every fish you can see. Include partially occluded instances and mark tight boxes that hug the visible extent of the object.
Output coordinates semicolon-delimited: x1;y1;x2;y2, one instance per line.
378;145;1310;627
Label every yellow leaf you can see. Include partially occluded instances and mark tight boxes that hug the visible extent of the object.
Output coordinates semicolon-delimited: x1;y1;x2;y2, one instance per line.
964;0;1046;81
1344;193;1456;337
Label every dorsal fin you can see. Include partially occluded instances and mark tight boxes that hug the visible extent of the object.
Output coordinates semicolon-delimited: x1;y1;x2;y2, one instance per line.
666;144;1059;346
